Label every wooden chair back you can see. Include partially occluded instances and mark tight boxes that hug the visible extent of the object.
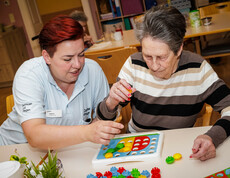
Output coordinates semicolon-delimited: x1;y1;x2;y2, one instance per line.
199;2;230;19
6;94;14;115
85;47;138;85
195;104;213;126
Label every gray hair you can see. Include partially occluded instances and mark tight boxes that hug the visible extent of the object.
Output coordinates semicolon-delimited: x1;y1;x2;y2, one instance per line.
135;5;186;55
70;10;88;22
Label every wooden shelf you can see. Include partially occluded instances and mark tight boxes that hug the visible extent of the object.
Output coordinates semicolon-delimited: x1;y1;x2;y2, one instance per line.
100;16;123;22
90;0;148;38
123;13;144;18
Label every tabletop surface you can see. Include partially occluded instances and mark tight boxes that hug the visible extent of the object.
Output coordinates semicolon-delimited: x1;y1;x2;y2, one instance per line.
86;12;230;54
0;126;229;177
85;30;140;53
185;12;230;38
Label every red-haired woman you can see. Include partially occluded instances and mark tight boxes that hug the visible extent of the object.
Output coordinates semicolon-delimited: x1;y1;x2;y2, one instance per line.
0;15;123;149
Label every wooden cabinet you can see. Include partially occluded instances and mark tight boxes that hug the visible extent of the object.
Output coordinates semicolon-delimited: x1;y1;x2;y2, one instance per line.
89;0;192;39
90;0;159;39
0;27;29;88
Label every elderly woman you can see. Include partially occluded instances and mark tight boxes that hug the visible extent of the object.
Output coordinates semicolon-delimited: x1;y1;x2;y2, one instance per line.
96;6;230;161
0;15;123;149
70;10;94;48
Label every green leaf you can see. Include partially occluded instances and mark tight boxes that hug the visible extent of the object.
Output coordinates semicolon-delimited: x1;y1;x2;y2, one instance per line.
31;161;40;175
10;155;19;161
23;150;64;178
19;157;28;164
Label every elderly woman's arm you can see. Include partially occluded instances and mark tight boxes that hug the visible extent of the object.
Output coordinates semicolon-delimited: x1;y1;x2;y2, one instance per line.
97;79;136;120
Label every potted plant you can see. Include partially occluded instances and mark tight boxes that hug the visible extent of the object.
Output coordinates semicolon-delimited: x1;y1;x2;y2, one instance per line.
11;150;64;178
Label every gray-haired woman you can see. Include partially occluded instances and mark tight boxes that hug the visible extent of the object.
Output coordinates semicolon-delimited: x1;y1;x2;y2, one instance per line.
96;6;230;161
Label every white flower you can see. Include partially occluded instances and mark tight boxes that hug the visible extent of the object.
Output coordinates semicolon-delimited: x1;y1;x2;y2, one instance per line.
38;164;44;170
36;174;43;178
27;162;32;168
30;169;36;176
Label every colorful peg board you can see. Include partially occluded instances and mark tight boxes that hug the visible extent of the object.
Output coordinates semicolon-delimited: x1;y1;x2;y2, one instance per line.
92;132;164;166
205;167;230;178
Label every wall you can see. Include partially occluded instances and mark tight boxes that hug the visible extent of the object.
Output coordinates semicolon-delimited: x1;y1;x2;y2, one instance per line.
0;0;83;59
81;0;98;42
36;0;82;15
35;0;83;24
0;0;33;58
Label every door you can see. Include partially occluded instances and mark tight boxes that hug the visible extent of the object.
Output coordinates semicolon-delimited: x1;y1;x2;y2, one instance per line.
17;0;43;57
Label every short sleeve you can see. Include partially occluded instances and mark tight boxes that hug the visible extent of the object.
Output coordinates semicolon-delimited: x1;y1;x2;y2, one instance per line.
13;63;46;123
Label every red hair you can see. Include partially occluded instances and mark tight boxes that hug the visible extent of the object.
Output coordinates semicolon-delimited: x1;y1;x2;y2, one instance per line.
39;15;84;57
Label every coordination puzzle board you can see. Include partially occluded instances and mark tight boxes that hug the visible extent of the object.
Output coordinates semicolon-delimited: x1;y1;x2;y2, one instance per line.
205;167;230;178
92;132;164;166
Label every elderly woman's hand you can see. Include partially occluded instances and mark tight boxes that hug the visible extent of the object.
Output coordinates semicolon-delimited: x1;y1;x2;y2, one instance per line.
86;120;124;145
106;79;136;111
190;135;216;161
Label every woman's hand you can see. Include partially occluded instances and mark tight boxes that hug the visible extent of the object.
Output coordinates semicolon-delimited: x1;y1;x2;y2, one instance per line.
106;79;136;111
190;135;216;161
86;120;124;145
22;118;123;149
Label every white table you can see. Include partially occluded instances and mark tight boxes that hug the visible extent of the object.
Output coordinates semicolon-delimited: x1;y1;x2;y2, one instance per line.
185;12;230;38
86;12;230;56
85;30;140;54
0;126;229;177
185;12;230;55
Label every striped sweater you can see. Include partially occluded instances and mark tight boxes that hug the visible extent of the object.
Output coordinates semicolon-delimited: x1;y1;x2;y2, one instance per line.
97;50;230;147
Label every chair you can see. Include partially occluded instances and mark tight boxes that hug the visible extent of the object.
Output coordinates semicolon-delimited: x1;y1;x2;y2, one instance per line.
201;40;230;59
85;47;138;85
198;2;230;59
86;47;138;133
6;94;14;115
199;2;230;19
120;103;132;133
202;104;213;126
195;104;213;126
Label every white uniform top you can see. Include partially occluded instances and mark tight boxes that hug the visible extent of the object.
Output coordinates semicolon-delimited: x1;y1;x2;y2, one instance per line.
0;56;109;145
